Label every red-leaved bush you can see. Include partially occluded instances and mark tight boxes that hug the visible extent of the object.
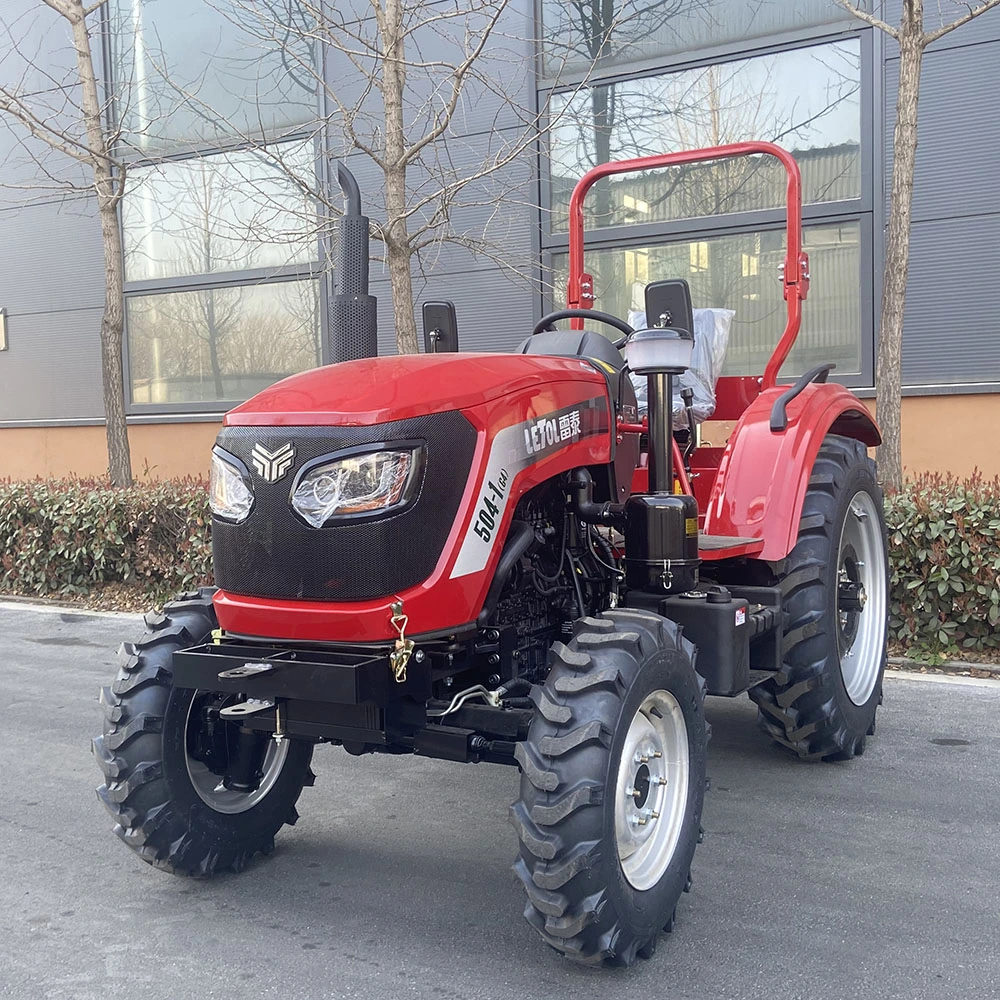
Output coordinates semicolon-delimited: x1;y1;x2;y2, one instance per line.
0;478;212;598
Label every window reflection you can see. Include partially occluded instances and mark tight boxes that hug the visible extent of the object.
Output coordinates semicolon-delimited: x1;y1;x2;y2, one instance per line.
122;141;317;282
549;40;861;231
128;280;322;404
552;221;861;378
540;0;854;78
111;0;317;151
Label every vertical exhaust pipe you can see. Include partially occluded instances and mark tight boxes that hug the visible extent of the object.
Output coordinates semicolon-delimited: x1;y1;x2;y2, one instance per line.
330;162;377;362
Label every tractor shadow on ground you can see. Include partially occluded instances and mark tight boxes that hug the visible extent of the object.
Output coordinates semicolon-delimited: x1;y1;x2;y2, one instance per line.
139;695;819;982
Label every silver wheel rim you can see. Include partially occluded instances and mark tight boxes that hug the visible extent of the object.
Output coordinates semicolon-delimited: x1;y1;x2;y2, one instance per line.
185;698;289;814
614;689;689;891
837;490;886;706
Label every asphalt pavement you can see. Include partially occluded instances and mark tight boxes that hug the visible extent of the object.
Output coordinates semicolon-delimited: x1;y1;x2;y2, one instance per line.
1;600;998;1000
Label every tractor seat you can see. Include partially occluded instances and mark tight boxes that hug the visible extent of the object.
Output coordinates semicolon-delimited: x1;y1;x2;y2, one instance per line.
517;329;626;372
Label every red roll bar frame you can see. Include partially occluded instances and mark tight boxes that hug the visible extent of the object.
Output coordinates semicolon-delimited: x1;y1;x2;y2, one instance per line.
566;141;810;391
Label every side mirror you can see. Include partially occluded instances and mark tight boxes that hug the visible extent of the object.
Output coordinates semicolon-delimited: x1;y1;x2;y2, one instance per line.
644;279;694;337
422;300;459;353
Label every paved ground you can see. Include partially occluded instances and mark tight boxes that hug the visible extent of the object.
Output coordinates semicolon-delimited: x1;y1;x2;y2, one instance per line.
1;601;998;1000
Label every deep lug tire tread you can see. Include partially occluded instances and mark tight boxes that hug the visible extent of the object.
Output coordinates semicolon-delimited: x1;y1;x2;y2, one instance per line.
511;610;708;967
94;587;314;876
749;435;888;760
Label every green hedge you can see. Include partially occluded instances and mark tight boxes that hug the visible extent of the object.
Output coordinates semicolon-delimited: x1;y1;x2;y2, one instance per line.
884;472;1000;657
1;474;998;658
0;479;212;598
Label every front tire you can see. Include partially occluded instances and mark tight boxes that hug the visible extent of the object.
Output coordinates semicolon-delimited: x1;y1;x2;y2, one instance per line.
511;611;707;966
93;589;314;875
749;435;888;760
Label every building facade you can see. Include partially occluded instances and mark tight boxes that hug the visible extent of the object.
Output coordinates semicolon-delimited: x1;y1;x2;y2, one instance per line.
1;1;998;480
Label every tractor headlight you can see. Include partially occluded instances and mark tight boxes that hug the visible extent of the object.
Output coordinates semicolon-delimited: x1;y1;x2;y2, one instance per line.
209;449;254;523
290;446;423;528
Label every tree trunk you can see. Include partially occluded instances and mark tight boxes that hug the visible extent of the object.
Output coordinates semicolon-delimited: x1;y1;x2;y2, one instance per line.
97;193;133;486
68;1;132;486
378;0;419;354
877;5;924;492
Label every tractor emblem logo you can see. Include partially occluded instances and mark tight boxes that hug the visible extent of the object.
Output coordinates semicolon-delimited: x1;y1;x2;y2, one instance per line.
251;442;296;483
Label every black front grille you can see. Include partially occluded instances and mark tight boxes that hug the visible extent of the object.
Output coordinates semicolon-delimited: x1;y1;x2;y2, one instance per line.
213;411;477;601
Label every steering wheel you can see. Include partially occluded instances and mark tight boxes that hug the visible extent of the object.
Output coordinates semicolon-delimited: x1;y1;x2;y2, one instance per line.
532;308;633;349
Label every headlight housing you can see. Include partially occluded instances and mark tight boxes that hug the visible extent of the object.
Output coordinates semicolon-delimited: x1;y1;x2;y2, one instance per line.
290;446;423;528
209;449;254;523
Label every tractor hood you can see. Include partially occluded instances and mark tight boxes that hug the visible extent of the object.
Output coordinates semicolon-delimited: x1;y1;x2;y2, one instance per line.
224;353;607;426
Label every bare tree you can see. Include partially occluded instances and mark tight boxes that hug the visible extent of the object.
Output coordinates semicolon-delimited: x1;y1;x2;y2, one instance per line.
146;0;601;356
837;0;1000;490
0;0;132;485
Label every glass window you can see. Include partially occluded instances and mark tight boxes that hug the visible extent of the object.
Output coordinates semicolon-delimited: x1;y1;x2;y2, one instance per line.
110;0;317;152
122;141;318;282
128;279;322;404
540;0;857;78
548;40;861;231
551;220;862;378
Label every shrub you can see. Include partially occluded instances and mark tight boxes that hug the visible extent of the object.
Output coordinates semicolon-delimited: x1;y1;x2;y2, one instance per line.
885;471;1000;657
2;473;998;660
0;478;212;599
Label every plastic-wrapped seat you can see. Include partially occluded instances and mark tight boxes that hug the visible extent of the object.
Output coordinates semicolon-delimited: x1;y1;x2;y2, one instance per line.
627;308;735;428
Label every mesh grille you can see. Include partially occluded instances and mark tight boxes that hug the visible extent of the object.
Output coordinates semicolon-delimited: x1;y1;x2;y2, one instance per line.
213;412;477;602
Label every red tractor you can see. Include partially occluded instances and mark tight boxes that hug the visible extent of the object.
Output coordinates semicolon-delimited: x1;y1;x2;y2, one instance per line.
95;143;887;967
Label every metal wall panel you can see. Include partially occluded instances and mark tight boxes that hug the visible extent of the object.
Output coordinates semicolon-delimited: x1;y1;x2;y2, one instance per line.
898;214;1000;385
369;265;537;358
0;198;105;314
0;307;105;421
881;1;1000;49
883;29;1000;385
884;41;1000;223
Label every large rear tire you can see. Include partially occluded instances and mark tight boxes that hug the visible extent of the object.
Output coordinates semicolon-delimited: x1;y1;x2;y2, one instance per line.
93;589;315;875
749;435;888;760
511;610;707;966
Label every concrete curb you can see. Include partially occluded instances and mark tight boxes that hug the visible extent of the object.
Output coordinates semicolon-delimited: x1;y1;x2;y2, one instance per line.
888;655;1000;677
0;596;142;620
3;594;999;676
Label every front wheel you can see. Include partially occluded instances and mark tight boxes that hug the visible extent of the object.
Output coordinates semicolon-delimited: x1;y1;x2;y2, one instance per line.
511;610;707;966
750;434;888;760
93;589;315;875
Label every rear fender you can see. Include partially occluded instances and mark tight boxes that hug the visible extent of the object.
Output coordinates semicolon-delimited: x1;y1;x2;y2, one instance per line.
703;383;879;562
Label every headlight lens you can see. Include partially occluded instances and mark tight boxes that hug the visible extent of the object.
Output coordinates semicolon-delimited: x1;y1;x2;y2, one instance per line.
291;447;422;528
209;450;254;523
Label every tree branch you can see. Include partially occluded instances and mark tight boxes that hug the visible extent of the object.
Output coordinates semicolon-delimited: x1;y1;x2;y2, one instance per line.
834;0;900;38
925;0;1000;43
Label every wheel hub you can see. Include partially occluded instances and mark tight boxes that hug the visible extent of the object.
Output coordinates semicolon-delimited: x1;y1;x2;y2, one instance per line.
614;690;689;891
836;492;887;706
185;694;289;814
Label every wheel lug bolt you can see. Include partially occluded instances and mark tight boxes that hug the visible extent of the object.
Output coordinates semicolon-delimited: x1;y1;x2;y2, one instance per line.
656;776;667;786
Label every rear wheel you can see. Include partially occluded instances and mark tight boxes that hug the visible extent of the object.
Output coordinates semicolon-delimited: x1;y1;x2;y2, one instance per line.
511;610;707;966
93;589;315;875
750;435;888;760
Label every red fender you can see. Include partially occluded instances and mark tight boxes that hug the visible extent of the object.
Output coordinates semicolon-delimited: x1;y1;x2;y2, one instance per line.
702;383;880;562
